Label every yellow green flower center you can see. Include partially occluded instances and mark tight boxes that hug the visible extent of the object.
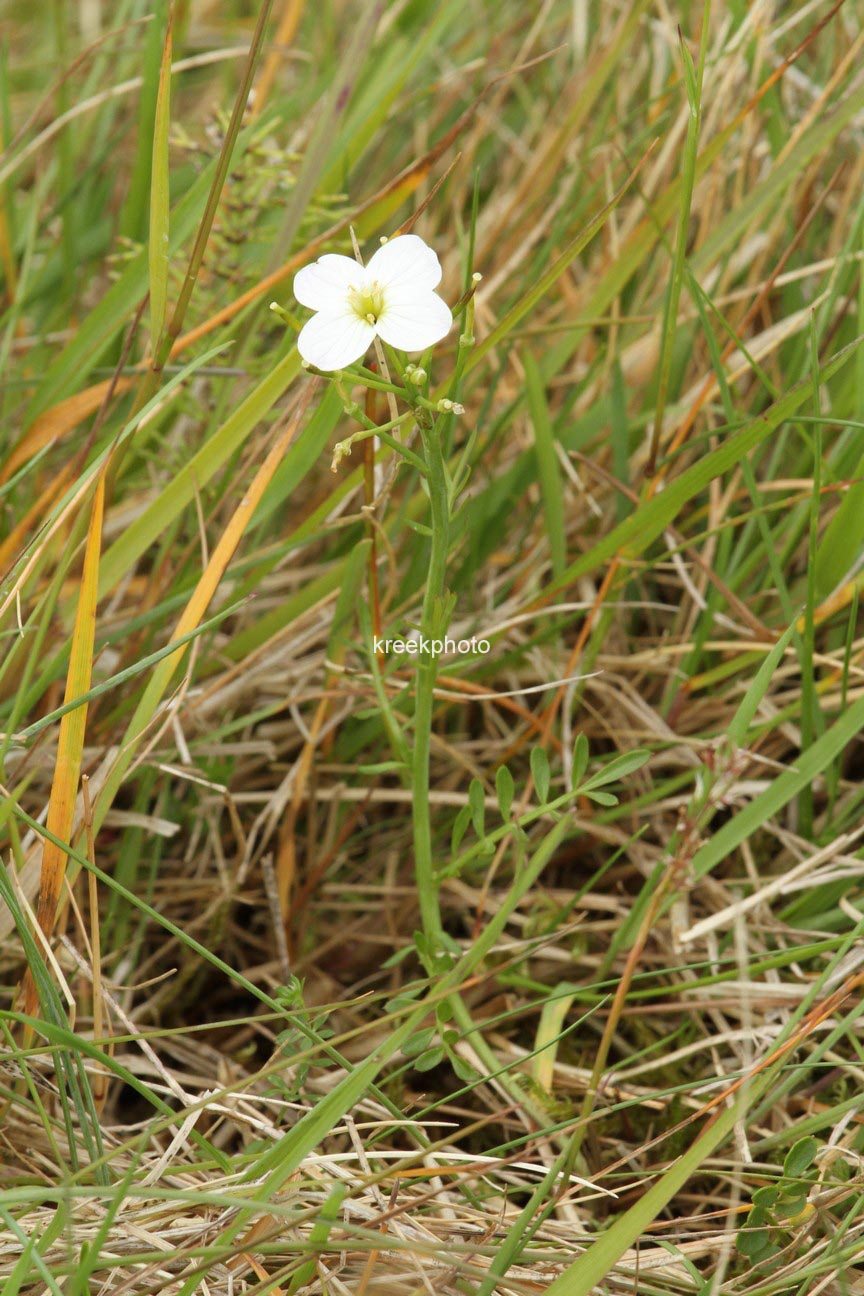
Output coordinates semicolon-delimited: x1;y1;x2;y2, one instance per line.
347;278;386;325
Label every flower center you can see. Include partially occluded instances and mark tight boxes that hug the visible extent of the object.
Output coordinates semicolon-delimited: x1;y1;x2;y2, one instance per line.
347;278;386;325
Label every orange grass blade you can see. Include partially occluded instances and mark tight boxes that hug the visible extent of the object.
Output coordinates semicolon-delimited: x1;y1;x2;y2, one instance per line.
21;471;105;1018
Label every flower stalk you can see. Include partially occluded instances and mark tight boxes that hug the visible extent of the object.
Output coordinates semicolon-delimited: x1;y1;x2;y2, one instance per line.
411;409;452;953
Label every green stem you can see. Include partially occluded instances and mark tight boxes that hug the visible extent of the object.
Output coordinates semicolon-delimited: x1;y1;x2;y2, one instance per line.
412;418;450;954
409;288;479;953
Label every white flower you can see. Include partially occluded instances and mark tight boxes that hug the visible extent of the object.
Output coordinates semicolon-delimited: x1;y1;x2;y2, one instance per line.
293;234;452;371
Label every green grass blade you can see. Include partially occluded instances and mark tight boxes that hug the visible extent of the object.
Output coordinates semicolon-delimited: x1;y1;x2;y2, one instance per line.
147;12;172;350
525;351;566;579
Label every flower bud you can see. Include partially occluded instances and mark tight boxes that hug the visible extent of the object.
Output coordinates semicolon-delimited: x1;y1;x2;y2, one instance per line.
269;301;292;325
330;440;351;472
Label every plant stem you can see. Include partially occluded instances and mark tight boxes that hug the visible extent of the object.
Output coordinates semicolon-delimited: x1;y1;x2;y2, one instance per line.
412;417;450;954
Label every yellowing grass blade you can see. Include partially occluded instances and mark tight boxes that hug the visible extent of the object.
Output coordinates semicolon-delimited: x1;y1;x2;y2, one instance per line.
21;472;105;1019
531;984;578;1094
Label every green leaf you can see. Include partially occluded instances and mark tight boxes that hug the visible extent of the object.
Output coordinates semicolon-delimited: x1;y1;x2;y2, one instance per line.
679;29;699;110
586;790;618;807
287;1182;347;1295
414;1046;446;1072
436;1000;455;1025
580;749;650;792
727;622;797;750
774;1194;808;1220
402;1028;436;1058
22;129;243;425
468;778;485;837
783;1135;819;1179
18;596;243;741
531;746;551;803
253;384;345;529
542;1088;749;1295
737;1221;774;1259
384;986;424;1013
647;2;706;473
572;733;589;785
100;348;304;595
355;760;409;775
451;803;472;855
450;1053;482;1085
496;765;515;820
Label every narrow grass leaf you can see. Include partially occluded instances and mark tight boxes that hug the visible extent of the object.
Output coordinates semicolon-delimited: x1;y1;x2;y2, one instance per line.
0;380;133;487
692;685;864;881
727;622;797;749
20;155;218;427
525;352;566;578
148;12;172;349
